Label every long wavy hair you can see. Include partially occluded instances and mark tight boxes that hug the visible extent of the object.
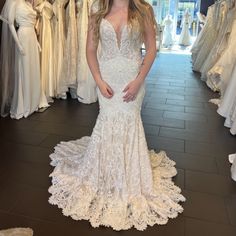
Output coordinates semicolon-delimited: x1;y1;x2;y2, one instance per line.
91;0;157;45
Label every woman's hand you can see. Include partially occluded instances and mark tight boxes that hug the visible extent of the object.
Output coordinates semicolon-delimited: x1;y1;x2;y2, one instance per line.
97;80;114;99
123;78;143;102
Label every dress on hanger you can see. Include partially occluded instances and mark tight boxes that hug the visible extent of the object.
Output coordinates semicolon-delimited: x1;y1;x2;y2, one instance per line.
35;0;55;105
217;65;236;135
76;0;97;104
58;0;78;95
162;15;174;48
191;6;213;65
192;4;218;72
0;0;16;117
200;1;230;80
52;0;68;97
179;10;191;46
10;0;41;119
207;7;236;93
48;17;185;231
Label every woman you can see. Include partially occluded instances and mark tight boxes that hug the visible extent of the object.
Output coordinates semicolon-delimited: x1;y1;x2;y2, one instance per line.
48;0;185;231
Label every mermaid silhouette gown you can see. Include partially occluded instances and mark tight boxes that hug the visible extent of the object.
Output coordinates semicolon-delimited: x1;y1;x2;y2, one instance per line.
48;18;185;231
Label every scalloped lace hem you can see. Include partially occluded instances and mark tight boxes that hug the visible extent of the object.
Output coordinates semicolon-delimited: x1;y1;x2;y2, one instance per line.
48;137;185;231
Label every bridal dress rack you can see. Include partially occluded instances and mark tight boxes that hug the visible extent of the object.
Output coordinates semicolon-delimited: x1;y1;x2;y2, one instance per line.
191;0;236;135
0;0;98;120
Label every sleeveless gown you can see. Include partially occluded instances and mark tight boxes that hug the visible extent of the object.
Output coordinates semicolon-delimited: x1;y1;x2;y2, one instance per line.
48;18;185;231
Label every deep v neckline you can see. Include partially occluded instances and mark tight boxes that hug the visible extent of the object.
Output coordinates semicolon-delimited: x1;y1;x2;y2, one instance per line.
102;18;127;50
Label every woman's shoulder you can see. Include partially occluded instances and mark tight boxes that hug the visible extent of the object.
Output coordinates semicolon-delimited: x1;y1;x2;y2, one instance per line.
142;2;155;18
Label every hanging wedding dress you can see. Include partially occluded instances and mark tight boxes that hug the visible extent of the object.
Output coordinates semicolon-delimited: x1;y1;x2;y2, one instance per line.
35;0;55;105
192;4;218;72
179;9;191;46
200;1;231;80
162;14;174;48
207;8;236;94
52;0;68;97
229;153;236;181
191;6;213;65
48;18;185;230
10;0;41;119
58;0;78;95
0;0;16;117
76;0;97;104
217;66;236;135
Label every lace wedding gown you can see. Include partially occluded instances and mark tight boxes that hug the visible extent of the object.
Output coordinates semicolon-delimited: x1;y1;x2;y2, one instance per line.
162;16;174;47
48;18;185;231
179;12;191;46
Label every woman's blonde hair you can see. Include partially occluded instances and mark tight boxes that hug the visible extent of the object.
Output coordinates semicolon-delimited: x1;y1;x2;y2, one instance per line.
90;0;157;45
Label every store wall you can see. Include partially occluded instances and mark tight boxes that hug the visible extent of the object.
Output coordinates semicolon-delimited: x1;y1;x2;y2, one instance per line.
200;0;215;15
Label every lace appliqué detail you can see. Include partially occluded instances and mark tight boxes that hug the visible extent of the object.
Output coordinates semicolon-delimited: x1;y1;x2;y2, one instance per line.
48;16;185;231
99;19;142;64
49;112;186;231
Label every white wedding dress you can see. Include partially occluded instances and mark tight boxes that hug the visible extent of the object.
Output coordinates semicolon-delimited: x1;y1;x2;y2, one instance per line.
162;15;174;48
179;11;191;46
10;0;41;119
35;0;55;105
76;0;97;104
48;18;185;231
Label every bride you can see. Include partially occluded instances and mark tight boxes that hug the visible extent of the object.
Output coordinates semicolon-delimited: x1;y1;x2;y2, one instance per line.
48;0;185;231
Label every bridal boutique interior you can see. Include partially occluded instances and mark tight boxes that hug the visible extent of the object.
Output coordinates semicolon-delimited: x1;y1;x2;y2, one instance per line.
0;0;236;235
153;0;202;51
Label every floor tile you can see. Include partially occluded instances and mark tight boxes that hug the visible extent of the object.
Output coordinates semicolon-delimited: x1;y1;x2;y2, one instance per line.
39;134;75;149
166;99;204;108
183;190;229;223
143;115;185;129
146;135;185;152
185;217;236;236
225;194;236;226
159;127;212;143
32;122;93;137
0;130;48;146
185;140;226;157
145;103;185;112
185;170;236;196
141;108;164;118
167;151;218;173
163;111;207;122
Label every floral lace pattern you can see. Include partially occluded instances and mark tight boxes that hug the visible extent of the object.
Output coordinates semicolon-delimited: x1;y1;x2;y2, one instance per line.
99;19;142;64
49;19;186;231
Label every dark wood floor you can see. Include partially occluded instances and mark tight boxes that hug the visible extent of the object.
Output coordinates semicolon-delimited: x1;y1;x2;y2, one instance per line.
0;53;236;236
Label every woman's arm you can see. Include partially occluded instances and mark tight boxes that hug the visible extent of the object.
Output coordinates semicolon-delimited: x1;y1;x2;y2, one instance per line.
136;14;157;83
86;16;113;98
86;17;102;84
123;8;157;102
